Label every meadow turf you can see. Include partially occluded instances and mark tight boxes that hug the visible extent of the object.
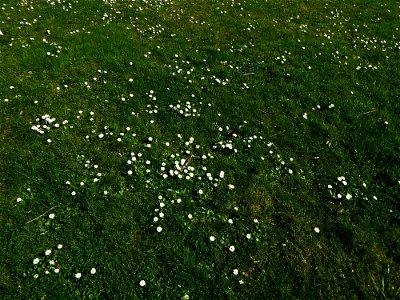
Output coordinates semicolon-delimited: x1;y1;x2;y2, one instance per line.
1;0;400;298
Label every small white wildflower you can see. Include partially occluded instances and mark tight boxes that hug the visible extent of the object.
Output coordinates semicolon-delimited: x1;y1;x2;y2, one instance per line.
139;280;146;287
314;227;320;233
228;219;233;224
188;214;193;219
74;273;82;279
157;226;163;233
219;171;225;178
17;197;22;203
71;191;76;196
198;189;203;195
90;268;96;274
229;245;235;252
209;236;215;242
57;244;63;249
34;274;39;279
233;269;239;275
48;213;55;219
128;170;133;175
239;279;244;285
246;233;251;239
253;219;259;223
33;258;40;265
327;185;332;189
228;184;235;189
45;249;52;256
346;194;352;200
54;268;60;273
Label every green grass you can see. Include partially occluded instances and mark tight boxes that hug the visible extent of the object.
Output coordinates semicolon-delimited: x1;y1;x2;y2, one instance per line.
1;0;400;298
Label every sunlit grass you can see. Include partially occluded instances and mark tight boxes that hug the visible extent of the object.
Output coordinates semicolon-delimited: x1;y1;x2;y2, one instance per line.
1;0;400;298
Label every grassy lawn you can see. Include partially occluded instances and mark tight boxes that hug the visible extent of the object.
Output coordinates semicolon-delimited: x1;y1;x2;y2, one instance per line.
1;0;400;298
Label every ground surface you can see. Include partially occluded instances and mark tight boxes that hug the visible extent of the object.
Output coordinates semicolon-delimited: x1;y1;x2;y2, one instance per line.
1;0;400;299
